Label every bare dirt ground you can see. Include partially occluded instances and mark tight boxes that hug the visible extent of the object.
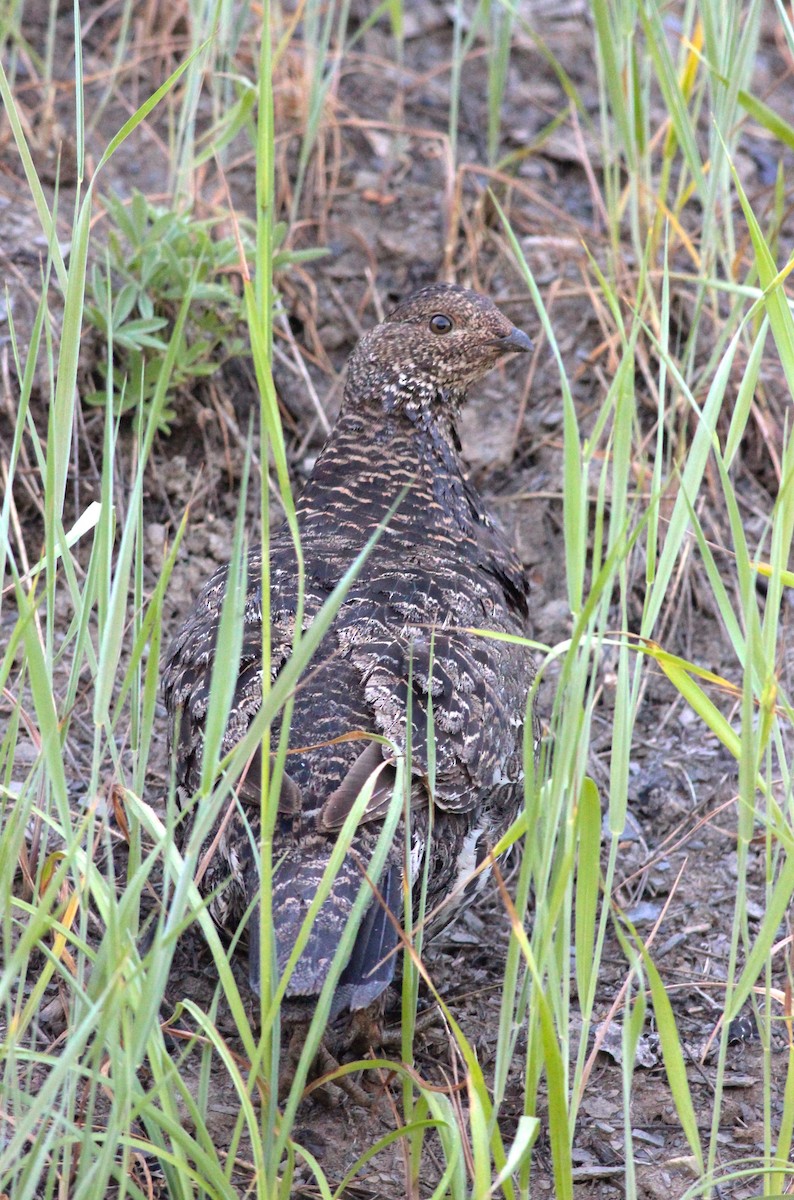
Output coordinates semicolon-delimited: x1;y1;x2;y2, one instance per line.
3;2;794;1196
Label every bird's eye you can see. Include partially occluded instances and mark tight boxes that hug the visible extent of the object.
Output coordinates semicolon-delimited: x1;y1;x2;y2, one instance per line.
429;313;453;335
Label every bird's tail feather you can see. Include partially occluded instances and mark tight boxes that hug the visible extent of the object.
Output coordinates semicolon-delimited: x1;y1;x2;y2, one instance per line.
247;856;402;1014
331;863;401;1016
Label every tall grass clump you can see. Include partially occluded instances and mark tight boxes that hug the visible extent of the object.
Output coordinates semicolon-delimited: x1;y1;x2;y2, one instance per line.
0;12;237;1199
572;2;794;1194
2;0;794;1197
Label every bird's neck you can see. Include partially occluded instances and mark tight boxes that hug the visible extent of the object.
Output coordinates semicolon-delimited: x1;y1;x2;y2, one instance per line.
295;400;476;537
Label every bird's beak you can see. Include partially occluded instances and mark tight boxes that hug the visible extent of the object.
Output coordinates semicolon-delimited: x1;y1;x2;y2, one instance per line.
493;326;533;355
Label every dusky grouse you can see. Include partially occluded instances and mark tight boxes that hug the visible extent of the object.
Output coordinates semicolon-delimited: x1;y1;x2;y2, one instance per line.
163;282;537;1038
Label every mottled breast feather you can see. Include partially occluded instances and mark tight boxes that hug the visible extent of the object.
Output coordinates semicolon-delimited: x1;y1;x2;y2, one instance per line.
162;282;538;1015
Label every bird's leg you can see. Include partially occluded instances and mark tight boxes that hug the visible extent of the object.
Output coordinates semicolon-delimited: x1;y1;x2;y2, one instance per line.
341;1003;388;1057
278;1023;372;1108
310;1043;372;1108
379;1001;440;1050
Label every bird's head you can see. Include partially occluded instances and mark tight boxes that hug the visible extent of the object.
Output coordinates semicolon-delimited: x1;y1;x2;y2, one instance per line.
343;283;533;420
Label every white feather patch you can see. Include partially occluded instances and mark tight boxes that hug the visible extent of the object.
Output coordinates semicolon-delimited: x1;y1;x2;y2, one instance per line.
454;826;487;893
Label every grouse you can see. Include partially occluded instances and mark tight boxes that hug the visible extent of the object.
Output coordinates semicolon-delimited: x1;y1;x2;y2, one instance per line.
163;283;537;1032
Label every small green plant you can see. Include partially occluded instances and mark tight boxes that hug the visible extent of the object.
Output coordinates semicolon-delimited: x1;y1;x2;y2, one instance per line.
83;190;321;432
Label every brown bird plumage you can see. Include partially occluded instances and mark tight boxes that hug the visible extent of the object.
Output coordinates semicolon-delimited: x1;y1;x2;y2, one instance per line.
163;283;537;1022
